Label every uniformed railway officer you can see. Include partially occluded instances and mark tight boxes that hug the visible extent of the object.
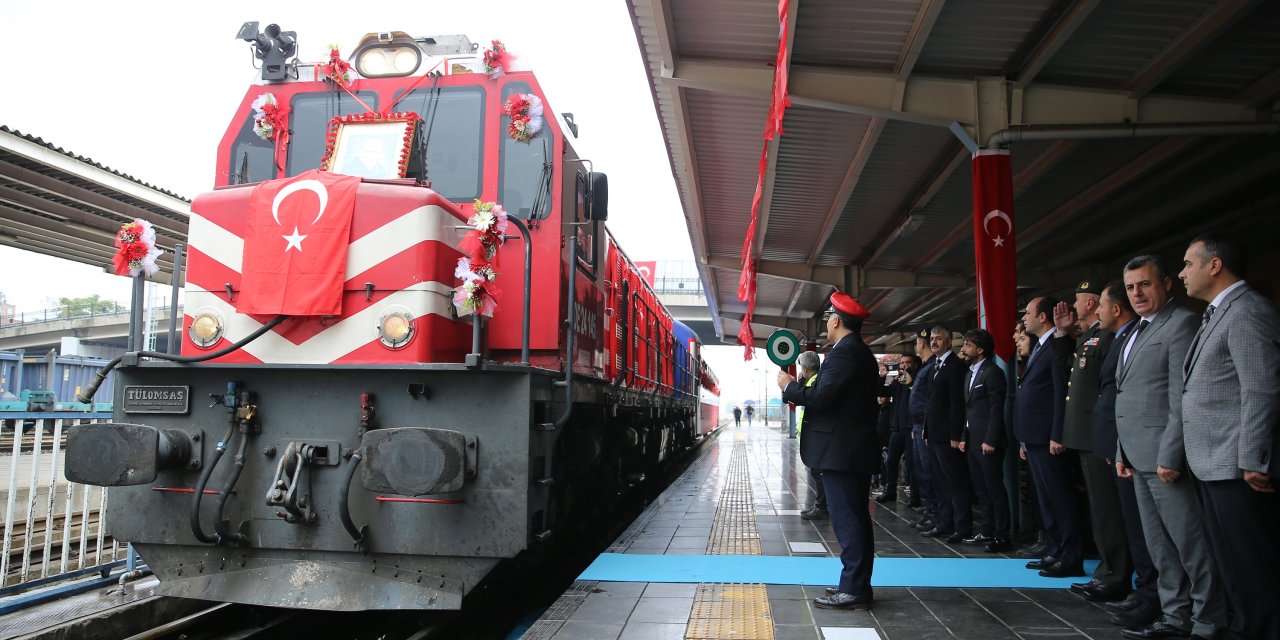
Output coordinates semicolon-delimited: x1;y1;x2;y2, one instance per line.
778;292;879;610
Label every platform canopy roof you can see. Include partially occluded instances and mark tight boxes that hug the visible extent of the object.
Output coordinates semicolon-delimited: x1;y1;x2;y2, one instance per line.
0;126;190;283
626;0;1280;349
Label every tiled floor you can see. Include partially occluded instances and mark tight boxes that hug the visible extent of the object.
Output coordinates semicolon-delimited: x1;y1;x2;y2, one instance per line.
522;421;1124;640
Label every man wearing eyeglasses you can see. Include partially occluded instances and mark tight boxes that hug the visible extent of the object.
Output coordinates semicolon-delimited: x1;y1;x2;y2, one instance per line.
778;293;879;610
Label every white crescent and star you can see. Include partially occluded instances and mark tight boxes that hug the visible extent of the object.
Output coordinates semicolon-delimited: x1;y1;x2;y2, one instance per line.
982;209;1012;247
271;180;329;252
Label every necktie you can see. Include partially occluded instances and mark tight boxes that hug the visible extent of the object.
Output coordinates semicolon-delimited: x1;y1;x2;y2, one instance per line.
1123;319;1149;366
1186;305;1216;374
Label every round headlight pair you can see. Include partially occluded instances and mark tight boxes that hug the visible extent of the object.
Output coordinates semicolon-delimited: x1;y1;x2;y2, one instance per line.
355;45;421;78
189;308;225;348
378;307;415;348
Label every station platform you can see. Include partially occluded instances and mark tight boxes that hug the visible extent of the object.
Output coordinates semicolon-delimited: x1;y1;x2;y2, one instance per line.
520;421;1120;640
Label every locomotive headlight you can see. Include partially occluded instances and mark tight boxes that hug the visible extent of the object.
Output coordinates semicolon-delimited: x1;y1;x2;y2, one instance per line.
378;306;415;348
189;308;225;348
354;44;421;78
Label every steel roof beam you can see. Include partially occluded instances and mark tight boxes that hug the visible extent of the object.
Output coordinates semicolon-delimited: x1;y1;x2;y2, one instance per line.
0;131;190;214
1238;68;1280;108
665;60;1266;131
0;160;188;237
1013;0;1102;88
911;140;1075;272
1123;0;1263;98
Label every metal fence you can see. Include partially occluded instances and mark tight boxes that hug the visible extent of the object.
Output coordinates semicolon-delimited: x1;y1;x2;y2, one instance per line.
0;415;121;591
0;302;178;329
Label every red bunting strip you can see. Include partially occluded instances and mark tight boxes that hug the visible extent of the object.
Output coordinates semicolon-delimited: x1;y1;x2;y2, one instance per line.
737;0;793;359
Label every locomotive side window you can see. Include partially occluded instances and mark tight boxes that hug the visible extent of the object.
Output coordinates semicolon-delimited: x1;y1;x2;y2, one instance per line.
499;82;550;219
227;116;276;184
286;91;380;176
394;86;485;201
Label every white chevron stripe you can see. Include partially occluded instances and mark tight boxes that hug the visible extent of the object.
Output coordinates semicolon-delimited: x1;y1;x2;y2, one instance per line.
346;205;465;277
185;281;457;364
187;205;466;281
187;213;244;272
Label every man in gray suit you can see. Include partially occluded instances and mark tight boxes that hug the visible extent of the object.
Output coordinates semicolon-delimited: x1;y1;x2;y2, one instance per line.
1179;234;1280;640
1115;255;1224;640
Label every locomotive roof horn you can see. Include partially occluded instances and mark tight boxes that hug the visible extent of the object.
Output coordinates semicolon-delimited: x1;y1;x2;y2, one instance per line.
236;21;298;82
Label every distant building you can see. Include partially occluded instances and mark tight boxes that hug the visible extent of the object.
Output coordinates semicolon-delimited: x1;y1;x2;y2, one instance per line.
0;302;14;326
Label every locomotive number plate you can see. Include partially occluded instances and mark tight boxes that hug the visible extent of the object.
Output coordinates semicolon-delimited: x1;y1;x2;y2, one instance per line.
122;385;191;414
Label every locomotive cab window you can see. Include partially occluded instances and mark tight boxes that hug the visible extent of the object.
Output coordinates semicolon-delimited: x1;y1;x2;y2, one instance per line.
499;82;551;220
394;86;485;201
286;91;380;176
227;116;276;184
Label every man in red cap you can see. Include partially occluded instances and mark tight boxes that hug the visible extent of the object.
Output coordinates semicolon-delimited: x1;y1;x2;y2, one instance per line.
778;292;880;609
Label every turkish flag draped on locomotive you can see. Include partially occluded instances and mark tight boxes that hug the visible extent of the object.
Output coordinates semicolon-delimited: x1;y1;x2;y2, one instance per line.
237;169;361;316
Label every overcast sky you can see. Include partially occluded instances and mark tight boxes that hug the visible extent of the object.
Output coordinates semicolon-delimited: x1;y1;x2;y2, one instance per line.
0;0;785;399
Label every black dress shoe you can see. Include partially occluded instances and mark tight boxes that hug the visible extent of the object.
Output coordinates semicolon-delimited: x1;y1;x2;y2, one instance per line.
944;532;967;544
1104;592;1142;613
874;492;896;504
1119;620;1191;639
1025;556;1057;570
801;508;829;521
1070;577;1102;593
825;587;839;595
962;533;994;545
1038;560;1086;578
984;537;1014;553
1083;583;1132;603
921;527;954;538
814;592;873;610
912;518;935;531
1111;603;1162;628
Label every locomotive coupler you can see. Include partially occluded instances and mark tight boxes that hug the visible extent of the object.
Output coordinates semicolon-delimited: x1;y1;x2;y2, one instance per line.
266;442;317;524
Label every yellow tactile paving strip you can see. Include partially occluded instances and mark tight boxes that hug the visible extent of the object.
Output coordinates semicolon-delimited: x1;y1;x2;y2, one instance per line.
706;436;761;555
689;435;774;640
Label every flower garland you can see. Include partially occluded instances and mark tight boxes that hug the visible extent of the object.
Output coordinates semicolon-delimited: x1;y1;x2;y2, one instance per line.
112;219;162;277
482;40;512;79
501;94;543;143
460;200;509;262
452;257;501;317
320;45;353;88
453;200;509;317
319;111;421;177
251;93;286;142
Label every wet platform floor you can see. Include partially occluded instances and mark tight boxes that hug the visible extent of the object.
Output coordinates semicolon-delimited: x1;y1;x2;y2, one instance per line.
521;421;1124;640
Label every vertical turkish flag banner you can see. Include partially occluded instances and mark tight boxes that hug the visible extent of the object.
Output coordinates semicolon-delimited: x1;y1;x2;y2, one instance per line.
972;150;1017;363
237;169;361;316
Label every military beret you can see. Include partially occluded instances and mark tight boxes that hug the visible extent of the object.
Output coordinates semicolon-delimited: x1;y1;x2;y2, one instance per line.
1075;279;1103;296
827;292;870;319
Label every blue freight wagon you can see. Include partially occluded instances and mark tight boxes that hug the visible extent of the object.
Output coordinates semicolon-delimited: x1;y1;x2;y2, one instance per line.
0;350;113;412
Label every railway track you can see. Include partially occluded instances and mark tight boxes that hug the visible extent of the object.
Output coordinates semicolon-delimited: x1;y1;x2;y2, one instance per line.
3;509;113;586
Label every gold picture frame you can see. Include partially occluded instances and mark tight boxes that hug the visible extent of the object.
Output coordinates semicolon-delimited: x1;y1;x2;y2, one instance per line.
321;113;420;179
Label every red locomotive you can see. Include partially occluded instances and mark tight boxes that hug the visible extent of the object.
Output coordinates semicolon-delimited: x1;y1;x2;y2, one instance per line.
66;26;719;611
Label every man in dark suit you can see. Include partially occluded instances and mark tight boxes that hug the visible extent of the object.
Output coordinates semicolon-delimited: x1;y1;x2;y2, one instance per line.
922;325;972;543
959;329;1013;552
1095;280;1162;628
1179;234;1280;640
779;292;879;610
1057;280;1130;602
1016;296;1084;578
1115;255;1224;640
876;353;921;504
908;330;940;531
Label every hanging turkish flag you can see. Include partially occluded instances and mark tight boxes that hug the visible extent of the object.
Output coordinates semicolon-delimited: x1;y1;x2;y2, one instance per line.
237;169;361;316
972;149;1017;363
